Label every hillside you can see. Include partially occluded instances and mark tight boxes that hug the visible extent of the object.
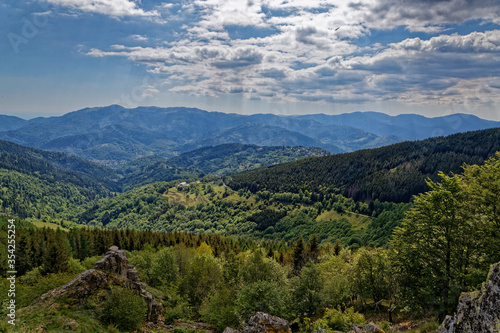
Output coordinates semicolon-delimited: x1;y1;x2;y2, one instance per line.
4;106;495;164
0;139;118;220
0;139;119;184
168;144;330;175
77;179;374;246
119;161;202;191
0;114;26;131
227;128;500;203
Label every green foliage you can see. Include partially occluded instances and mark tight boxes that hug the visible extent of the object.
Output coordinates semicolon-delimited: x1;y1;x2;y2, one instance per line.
392;154;500;314
236;280;289;320
119;160;202;191
99;287;147;331
352;248;395;303
169;143;330;176
16;272;79;308
68;257;86;274
200;287;241;331
0;169;109;221
180;251;223;310
149;247;179;287
315;307;366;331
291;262;324;318
318;253;353;308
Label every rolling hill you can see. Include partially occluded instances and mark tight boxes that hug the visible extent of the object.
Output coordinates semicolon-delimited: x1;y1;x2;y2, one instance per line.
227;128;500;203
0;114;26;131
0;140;118;220
168;143;330;175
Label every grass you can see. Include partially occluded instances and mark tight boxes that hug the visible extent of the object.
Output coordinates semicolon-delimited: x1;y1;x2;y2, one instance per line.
165;187;206;207
164;184;255;207
316;210;372;231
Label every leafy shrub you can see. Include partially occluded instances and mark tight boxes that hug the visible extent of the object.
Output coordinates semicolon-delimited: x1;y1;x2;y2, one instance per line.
200;287;240;331
68;258;86;274
100;288;147;331
236;280;289;320
315;306;366;331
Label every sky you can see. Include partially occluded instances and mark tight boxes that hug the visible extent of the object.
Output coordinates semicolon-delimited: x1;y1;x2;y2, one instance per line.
1;0;500;120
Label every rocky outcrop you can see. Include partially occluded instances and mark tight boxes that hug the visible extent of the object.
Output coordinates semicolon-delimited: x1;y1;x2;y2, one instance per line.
224;312;291;333
94;245;129;277
348;323;384;333
437;262;500;333
40;246;164;323
242;312;291;333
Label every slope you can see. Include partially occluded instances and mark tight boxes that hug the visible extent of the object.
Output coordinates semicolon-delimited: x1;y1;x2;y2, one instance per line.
227;128;500;203
0;114;26;131
0;140;118;220
168;143;330;175
178;124;342;154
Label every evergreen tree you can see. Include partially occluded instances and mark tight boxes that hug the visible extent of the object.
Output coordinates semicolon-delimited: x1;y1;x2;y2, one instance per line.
292;235;305;274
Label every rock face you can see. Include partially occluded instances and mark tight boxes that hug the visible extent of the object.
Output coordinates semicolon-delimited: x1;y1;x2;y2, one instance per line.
242;312;292;333
40;246;164;323
94;245;129;277
437;262;500;333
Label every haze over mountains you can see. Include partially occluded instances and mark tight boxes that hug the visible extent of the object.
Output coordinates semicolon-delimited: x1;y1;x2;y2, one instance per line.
1;105;498;165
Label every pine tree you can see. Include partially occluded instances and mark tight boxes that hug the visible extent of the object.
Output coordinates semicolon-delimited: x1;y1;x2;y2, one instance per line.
292;235;305;274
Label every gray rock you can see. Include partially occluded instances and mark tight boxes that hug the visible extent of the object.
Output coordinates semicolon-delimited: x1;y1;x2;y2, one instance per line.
94;246;129;277
362;323;382;333
223;327;240;333
437;261;500;333
40;246;164;324
348;322;382;333
243;312;291;333
348;324;363;333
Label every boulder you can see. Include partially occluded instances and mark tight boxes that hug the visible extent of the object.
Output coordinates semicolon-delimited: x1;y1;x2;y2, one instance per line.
224;327;240;333
437;262;500;333
242;312;291;333
348;323;384;333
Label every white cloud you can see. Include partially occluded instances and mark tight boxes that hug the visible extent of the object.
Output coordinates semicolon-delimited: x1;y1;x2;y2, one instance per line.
81;0;500;108
45;0;159;17
130;34;149;42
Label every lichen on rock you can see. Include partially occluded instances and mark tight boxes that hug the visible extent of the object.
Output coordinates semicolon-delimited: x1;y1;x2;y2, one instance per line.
437;262;500;333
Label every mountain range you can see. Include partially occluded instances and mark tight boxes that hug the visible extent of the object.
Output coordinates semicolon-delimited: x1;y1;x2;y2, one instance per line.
2;105;498;165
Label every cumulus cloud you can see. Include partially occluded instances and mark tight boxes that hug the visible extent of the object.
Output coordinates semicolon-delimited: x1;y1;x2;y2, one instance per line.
82;0;500;108
45;0;159;17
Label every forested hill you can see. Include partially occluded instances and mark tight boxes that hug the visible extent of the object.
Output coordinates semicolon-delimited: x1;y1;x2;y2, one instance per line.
227;128;500;203
168;144;330;175
0;139;119;220
0;139;119;189
0;114;26;131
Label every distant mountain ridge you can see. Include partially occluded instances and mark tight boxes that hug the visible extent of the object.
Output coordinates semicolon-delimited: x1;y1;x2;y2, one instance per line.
294;111;500;141
0;114;26;131
1;105;498;164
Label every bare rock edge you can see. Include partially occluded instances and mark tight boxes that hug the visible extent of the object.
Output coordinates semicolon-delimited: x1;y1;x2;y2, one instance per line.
437;262;500;333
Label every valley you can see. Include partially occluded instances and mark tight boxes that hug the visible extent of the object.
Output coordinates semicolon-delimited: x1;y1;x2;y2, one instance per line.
0;108;499;333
